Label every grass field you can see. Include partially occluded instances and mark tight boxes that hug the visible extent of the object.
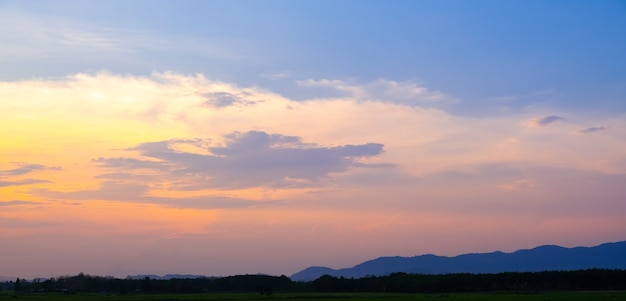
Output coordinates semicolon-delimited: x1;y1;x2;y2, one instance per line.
1;291;625;301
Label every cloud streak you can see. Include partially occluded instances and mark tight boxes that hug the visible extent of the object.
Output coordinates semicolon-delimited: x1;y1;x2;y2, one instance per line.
578;126;607;134
0;200;40;207
297;78;452;106
31;181;279;209
0;163;61;177
0;179;51;187
525;115;564;128
0;163;59;187
0;10;263;73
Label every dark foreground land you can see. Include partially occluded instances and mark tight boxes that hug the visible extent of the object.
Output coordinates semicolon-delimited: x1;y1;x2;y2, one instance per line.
2;270;625;300
1;291;626;301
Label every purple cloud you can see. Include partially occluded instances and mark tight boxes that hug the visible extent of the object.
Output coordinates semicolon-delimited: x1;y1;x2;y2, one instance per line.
98;131;389;189
535;115;563;126
202;92;259;108
578;126;607;134
0;163;61;177
0;200;39;207
0;178;51;187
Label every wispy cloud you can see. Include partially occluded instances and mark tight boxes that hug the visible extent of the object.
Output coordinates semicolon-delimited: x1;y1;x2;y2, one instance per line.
296;78;452;105
0;200;40;207
578;126;607;134
262;72;292;80
0;10;257;66
525;115;563;128
497;179;536;191
0;163;60;187
0;179;51;187
0;11;124;61
0;163;61;177
93;157;168;170
31;181;282;209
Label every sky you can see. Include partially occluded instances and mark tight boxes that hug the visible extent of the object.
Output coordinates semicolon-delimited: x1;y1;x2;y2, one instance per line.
1;0;626;279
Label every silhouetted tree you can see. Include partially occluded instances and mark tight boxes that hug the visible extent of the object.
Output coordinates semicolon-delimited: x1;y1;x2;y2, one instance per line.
13;278;21;292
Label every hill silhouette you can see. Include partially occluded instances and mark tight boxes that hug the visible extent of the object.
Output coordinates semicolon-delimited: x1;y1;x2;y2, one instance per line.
291;241;626;281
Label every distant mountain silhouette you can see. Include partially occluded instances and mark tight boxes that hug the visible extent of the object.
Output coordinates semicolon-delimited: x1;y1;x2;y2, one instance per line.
291;241;626;281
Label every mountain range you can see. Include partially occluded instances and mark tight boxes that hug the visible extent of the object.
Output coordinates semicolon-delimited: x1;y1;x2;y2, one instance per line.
290;241;626;281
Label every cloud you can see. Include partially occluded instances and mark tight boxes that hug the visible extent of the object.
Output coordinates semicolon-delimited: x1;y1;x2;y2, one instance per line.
93;157;169;170
296;78;452;105
0;11;123;62
3;72;626;206
201;92;260;108
297;79;367;98
34;129;389;206
262;72;291;80
0;163;61;177
537;115;563;125
0;200;40;207
0;179;52;187
0;10;250;59
2;72;624;180
94;172;160;181
0;10;256;66
31;181;281;209
352;162;396;168
497;179;536;191
118;131;388;189
578;126;607;134
0;163;58;187
525;115;563;127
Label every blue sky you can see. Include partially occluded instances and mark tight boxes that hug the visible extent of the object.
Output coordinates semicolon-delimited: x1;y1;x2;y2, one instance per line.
3;0;625;112
1;1;625;278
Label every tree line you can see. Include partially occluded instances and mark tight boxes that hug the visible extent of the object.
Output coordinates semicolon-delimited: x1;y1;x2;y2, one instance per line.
310;269;626;293
2;269;625;294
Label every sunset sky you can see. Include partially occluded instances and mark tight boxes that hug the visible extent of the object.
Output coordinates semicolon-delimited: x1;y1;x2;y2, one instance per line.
1;0;626;279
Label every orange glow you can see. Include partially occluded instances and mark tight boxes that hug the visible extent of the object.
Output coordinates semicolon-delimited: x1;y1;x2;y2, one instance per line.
0;200;217;238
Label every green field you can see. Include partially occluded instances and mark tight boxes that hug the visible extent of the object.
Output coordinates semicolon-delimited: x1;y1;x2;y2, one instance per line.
1;292;625;301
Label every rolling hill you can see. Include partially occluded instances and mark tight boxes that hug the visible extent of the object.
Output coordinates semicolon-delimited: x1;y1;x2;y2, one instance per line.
291;241;626;281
